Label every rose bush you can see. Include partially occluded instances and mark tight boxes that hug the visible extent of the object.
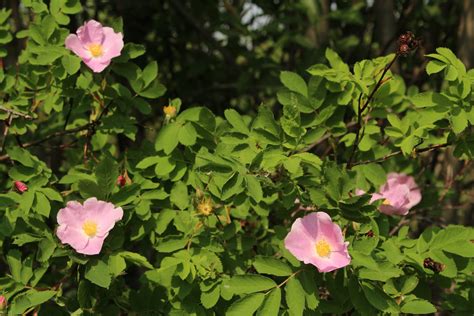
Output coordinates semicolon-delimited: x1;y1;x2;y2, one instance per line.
0;2;473;315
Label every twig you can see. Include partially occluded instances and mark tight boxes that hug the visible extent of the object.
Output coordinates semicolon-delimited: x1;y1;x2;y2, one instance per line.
389;218;410;236
347;54;399;169
0;122;93;162
351;143;449;167
298;121;357;153
0;105;33;120
275;269;303;289
0;114;13;152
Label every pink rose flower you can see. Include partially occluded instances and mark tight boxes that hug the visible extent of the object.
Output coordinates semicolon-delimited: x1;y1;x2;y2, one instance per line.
284;212;351;272
65;20;124;73
56;197;123;255
371;172;421;216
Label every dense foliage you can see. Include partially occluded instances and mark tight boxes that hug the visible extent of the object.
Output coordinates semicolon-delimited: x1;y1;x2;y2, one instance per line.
0;1;473;315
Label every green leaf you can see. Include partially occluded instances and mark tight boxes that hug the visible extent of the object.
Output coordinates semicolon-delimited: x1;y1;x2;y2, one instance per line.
359;164;386;187
280;71;308;97
170;181;188;210
7;147;36;167
400;275;419;294
411;92;451;109
62;54;81;74
348;277;378;315
78;179;104;200
286;277;305;316
85;259;112;289
141;61;158;87
225;109;250;134
325;48;350;72
227;293;265;316
9;290;56;315
226;275;276;295
138;80;166;99
256;287;281;316
120;251;153;269
361;282;399;313
108;254;126;277
451;108;468;135
200;284;221;309
155;123;180;154
246;175;263;203
96;156;119;197
155;235;188;253
401;299;437;314
7;249;22;283
155;209;176;234
426;60;446;75
34;192;51;217
253;256;292;276
178;123;197;146
37;238;56;262
136;156;161;169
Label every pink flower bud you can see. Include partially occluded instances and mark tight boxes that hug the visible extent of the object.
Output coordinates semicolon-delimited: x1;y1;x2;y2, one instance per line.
14;181;28;193
0;295;7;310
116;175;126;187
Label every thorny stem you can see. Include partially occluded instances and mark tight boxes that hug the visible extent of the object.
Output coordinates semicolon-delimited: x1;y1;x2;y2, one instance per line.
347;53;399;169
351;143;449;167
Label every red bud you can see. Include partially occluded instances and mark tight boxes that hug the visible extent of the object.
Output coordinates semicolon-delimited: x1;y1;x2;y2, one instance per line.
14;181;28;193
116;175;126;187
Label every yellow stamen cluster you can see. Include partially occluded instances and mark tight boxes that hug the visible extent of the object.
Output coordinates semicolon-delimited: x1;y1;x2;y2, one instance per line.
82;220;98;237
382;199;391;205
88;43;104;57
163;105;177;118
315;239;331;257
197;198;213;216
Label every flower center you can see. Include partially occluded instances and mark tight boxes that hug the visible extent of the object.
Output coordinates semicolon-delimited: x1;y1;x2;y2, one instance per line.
82;220;98;237
163;105;177;117
198;199;213;216
382;199;391;205
88;43;103;57
315;239;331;257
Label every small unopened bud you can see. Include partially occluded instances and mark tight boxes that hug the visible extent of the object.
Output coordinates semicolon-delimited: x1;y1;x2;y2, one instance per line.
0;295;7;310
116;173;131;187
197;197;213;216
14;181;28;193
365;230;374;237
163;105;177;119
116;175;126;187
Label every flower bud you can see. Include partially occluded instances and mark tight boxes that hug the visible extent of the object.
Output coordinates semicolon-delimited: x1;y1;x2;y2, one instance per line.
0;295;7;310
14;181;28;193
117;175;126;187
